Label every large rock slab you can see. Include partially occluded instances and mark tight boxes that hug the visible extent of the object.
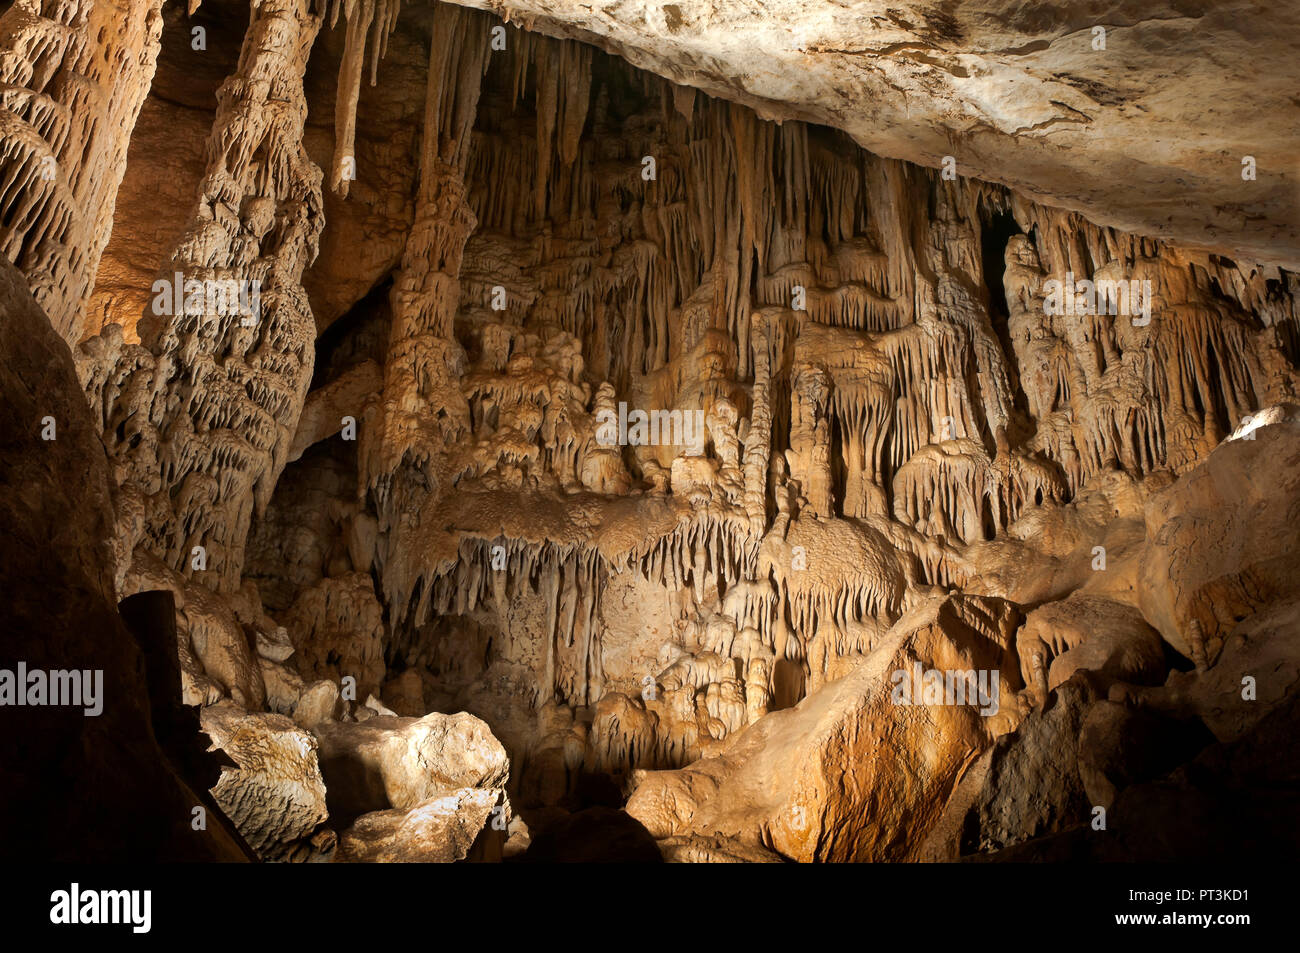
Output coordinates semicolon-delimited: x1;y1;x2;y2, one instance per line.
0;255;248;861
962;677;1098;853
977;686;1300;862
1138;413;1300;659
1120;595;1300;744
626;594;1024;861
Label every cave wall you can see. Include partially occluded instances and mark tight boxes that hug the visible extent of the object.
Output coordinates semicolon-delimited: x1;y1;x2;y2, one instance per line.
1;0;1297;860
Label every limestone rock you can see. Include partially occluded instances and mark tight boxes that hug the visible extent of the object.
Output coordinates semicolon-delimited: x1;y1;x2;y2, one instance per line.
1017;593;1167;699
626;594;1024;861
200;702;330;861
0;0;165;341
282;573;387;702
261;657;308;716
962;677;1097;854
256;626;297;664
335;788;505;863
437;0;1300;269
1117;596;1300;744
1138;413;1300;658
657;834;785;864
312;711;510;817
5;0;1300;866
979;687;1300;862
0;254;249;861
293;680;342;729
1077;701;1215;812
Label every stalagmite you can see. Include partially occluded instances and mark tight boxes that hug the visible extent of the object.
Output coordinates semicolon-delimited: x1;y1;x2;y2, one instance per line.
80;0;326;594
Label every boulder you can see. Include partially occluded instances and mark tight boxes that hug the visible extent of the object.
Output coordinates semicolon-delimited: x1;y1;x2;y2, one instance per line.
201;703;330;861
336;788;505;863
961;677;1097;854
312;711;509;817
1121;596;1300;744
1016;593;1166;697
293;679;341;728
1077;701;1215;811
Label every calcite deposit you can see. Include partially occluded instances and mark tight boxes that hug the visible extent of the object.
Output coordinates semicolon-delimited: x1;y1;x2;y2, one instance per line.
1;0;1298;864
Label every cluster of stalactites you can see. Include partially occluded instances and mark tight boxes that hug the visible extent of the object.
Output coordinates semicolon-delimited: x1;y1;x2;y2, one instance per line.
390;535;606;709
1002;199;1292;494
236;9;1300;730
327;0;402;196
750;160;1295;548
892;439;1066;545
457;65;977;397
0;0;165;342
613;510;759;605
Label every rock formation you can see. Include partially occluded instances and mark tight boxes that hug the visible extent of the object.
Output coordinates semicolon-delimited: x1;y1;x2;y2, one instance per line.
1;0;1297;865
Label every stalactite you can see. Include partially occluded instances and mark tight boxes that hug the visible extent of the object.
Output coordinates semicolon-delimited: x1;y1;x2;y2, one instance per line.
1003;198;1285;493
326;0;403;197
